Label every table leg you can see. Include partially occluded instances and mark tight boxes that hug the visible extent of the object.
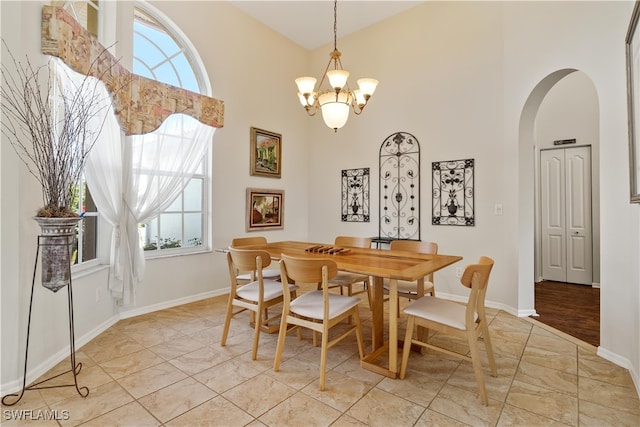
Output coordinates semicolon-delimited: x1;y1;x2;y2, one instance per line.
371;276;384;350
361;274;396;378
388;278;398;375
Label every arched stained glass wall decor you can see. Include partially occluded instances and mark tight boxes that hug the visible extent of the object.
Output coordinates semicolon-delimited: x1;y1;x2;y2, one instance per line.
379;132;421;240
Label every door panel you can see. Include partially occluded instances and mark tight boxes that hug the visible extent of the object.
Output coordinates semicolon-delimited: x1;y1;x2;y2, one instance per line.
541;151;566;281
540;147;593;285
566;147;592;284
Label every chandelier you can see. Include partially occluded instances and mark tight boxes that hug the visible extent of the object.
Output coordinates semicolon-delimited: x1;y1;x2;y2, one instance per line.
295;0;378;132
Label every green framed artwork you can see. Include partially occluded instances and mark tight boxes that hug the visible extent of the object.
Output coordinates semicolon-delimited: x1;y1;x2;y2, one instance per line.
250;127;281;178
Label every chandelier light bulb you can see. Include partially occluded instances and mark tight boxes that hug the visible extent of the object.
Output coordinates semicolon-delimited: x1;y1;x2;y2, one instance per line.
357;78;379;97
319;92;351;131
326;69;349;91
353;89;366;107
295;77;317;95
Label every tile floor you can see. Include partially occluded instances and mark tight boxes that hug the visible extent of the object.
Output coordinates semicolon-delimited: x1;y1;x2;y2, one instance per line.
2;284;639;426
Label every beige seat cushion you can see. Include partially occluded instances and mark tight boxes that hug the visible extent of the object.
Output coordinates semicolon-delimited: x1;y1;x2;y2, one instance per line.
290;291;360;320
236;279;295;302
402;296;477;331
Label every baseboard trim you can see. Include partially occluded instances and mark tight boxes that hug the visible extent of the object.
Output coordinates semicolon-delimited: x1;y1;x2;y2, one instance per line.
1;289;228;396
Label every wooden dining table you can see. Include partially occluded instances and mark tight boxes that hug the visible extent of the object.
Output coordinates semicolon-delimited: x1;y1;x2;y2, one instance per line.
245;240;463;378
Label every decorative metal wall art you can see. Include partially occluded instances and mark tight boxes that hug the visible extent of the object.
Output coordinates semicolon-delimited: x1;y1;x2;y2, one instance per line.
432;159;475;226
341;168;369;222
379;132;420;240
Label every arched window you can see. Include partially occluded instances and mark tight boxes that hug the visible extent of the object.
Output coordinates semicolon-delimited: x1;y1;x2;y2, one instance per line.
133;4;212;254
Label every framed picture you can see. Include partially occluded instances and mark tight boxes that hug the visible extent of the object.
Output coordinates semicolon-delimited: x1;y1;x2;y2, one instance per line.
250;127;282;178
246;188;284;231
626;0;640;203
432;159;475;226
341;167;370;222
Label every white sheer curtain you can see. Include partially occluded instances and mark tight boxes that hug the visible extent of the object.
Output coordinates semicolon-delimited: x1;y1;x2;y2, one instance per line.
85;97;214;304
119;114;213;304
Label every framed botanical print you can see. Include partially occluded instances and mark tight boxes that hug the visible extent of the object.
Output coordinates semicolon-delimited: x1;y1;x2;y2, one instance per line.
250;127;282;178
246;188;284;231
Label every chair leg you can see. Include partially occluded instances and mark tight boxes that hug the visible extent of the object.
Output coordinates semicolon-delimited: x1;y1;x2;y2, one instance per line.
273;314;289;371
416;326;430;355
353;309;365;359
319;328;329;391
467;329;489;406
346;284;355;324
221;297;234;346
364;278;372;309
251;307;261;360
480;321;498;376
399;315;415;379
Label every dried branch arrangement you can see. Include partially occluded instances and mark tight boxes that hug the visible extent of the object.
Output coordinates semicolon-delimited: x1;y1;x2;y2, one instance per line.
1;40;115;217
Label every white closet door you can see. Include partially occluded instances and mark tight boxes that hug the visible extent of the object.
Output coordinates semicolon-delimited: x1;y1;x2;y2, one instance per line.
540;146;592;285
541;150;566;282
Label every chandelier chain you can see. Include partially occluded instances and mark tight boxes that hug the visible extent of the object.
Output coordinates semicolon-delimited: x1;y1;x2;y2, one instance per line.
333;0;338;52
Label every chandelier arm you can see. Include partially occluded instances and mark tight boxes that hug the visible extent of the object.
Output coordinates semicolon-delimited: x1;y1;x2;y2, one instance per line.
316;57;335;94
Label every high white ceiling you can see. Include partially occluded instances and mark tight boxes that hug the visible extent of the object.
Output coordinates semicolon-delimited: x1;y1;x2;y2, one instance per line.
228;1;426;50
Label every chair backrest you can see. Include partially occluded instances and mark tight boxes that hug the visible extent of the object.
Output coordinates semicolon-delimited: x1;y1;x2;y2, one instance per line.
389;239;438;255
461;256;494;324
231;236;267;248
460;256;494;290
279;254;338;284
335;236;372;249
390;240;438;282
227;248;272;278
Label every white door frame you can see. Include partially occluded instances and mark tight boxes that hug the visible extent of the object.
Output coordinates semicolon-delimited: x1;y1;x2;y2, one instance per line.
539;145;593;285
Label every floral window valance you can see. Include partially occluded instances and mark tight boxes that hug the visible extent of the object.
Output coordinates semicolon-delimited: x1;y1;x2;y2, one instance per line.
41;5;224;136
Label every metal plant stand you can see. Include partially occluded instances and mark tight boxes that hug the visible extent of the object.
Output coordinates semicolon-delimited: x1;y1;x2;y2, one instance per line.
1;234;89;406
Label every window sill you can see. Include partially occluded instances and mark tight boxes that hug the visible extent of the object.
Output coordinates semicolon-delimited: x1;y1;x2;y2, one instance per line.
144;246;213;260
71;263;110;281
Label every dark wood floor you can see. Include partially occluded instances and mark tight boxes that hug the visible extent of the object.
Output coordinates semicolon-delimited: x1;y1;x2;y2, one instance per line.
532;280;600;346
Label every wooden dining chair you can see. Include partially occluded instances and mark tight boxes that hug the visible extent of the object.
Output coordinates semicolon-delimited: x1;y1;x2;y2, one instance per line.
326;236;372;307
221;248;297;360
231;236;280;282
274;254;365;391
399;256;497;405
383;240;438;302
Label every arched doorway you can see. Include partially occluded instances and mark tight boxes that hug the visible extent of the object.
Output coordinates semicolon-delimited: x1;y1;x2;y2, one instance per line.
519;69;601;343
